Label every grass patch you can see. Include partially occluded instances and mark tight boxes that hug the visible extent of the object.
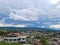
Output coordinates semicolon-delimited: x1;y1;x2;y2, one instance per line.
0;42;23;45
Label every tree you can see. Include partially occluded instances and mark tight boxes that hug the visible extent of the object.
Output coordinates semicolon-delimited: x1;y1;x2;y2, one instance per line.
0;30;7;35
39;36;50;45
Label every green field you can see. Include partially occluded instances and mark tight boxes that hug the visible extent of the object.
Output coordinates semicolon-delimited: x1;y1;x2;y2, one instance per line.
0;42;23;45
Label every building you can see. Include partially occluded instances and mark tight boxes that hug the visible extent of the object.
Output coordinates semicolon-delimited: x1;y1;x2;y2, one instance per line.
4;32;27;43
34;41;42;45
0;35;4;41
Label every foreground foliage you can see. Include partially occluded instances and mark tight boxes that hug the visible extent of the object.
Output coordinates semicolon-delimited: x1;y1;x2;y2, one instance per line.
0;42;23;45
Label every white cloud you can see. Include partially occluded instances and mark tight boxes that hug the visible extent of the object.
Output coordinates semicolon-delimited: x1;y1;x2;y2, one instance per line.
0;23;4;27
0;0;60;28
50;0;60;4
9;8;45;21
15;24;27;27
0;23;27;27
42;26;45;28
0;23;13;27
50;24;60;29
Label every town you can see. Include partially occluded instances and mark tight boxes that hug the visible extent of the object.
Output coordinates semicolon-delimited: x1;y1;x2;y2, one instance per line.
0;0;60;45
0;29;60;45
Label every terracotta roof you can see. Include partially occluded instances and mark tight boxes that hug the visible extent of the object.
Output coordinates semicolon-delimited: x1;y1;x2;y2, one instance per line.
7;32;20;37
34;41;42;45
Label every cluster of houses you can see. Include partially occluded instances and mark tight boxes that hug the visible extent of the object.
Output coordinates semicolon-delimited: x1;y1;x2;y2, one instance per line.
0;31;43;45
4;32;27;43
0;31;60;45
48;38;60;45
0;32;29;44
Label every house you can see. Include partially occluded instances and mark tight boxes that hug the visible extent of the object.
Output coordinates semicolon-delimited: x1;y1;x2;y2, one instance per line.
4;32;27;43
34;41;42;45
0;35;4;41
48;38;60;45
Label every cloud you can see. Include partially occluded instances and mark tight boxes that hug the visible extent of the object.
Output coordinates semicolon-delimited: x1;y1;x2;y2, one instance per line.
50;0;60;4
55;2;60;9
0;0;60;28
0;22;27;27
50;0;60;5
50;24;60;29
15;24;27;27
9;8;45;21
0;23;4;27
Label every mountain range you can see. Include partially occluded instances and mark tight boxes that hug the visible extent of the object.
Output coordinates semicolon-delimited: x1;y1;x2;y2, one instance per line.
0;27;60;32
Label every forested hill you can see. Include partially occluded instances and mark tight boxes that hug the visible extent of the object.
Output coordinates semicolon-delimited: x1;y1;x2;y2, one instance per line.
0;27;60;32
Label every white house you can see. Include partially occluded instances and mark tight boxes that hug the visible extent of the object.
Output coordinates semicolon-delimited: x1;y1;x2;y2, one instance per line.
4;32;27;43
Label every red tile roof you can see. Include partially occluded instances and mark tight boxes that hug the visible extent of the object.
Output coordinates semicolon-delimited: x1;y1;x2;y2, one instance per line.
34;41;42;45
7;32;20;37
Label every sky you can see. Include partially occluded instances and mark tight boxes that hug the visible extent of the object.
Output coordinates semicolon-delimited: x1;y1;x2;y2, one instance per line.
0;0;60;29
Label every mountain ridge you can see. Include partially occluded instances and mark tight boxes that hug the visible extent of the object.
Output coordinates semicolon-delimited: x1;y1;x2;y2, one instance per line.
0;27;60;32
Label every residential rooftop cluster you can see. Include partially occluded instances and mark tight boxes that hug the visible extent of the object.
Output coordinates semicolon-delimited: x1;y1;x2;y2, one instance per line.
0;30;60;45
